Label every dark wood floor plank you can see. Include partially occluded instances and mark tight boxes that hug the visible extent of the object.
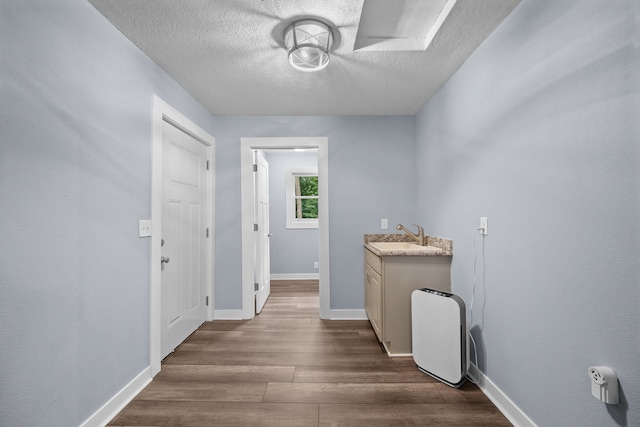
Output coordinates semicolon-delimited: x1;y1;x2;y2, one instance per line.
109;401;319;427
263;321;372;332
334;339;387;353
162;351;254;366
239;330;362;341
318;403;512;427
244;315;315;324
107;280;512;427
391;356;419;367
202;340;336;353
198;320;268;331
357;329;379;341
135;381;267;402
249;351;395;368
170;341;208;352
155;365;295;383
294;365;438;384
189;330;355;343
263;382;444;404
186;330;245;341
435;382;496;404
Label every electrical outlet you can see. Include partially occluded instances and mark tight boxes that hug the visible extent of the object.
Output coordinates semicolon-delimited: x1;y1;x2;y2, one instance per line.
589;367;606;385
314;261;319;269
138;220;152;238
479;217;488;236
588;366;619;404
381;218;388;229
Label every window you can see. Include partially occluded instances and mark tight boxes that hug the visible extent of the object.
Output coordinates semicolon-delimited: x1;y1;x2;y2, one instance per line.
286;168;318;229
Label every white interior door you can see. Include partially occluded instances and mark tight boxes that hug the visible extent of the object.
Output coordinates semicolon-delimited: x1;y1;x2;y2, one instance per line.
254;150;271;313
161;121;208;359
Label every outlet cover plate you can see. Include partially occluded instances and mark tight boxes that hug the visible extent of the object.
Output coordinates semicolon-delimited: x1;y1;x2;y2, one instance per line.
480;217;488;235
139;219;152;238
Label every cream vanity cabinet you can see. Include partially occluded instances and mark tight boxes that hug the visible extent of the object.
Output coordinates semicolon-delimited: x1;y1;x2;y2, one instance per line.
364;248;451;355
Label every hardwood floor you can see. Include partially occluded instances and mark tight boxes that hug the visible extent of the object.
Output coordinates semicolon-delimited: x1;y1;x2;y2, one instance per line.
108;280;511;426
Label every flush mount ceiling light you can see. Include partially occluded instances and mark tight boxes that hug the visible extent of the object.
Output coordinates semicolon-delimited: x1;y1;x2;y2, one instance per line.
284;19;334;72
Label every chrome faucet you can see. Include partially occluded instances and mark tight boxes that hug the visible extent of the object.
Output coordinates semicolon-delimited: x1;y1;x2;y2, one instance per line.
396;224;425;246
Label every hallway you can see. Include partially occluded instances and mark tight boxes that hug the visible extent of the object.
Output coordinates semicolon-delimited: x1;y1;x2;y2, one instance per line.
108;280;510;426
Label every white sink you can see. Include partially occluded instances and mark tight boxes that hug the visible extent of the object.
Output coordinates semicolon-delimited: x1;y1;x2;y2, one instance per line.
367;241;443;255
368;242;423;250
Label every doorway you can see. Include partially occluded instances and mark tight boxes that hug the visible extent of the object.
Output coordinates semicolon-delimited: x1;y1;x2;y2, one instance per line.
240;137;330;319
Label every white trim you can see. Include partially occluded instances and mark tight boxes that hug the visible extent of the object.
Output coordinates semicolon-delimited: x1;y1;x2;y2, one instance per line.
241;137;330;320
271;273;320;281
327;309;367;320
470;363;538;427
285;167;319;229
151;96;216;376
79;367;152;427
213;309;245;320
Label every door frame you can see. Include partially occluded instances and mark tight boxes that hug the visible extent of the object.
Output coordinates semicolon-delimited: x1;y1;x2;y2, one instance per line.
240;137;330;319
151;96;215;376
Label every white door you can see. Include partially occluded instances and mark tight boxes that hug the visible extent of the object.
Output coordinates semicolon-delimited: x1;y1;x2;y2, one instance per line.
161;121;208;359
254;150;271;313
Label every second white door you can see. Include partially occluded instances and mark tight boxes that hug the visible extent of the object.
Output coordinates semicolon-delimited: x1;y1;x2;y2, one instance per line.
254;150;270;313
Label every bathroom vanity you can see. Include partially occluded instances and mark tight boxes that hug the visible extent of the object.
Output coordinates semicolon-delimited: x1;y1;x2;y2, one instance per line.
364;234;452;356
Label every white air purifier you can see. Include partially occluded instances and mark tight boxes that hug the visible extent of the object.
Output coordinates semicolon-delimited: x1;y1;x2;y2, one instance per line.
411;288;467;387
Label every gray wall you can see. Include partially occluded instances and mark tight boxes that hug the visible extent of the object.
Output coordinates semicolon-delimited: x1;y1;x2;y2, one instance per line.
415;1;639;426
214;116;417;310
0;1;216;426
265;150;319;276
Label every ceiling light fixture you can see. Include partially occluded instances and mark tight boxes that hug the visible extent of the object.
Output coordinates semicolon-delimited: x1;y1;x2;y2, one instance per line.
284;19;334;72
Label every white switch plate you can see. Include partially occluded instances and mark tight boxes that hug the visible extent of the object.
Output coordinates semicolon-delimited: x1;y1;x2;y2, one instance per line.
480;217;488;235
138;220;152;238
381;218;388;229
314;261;319;269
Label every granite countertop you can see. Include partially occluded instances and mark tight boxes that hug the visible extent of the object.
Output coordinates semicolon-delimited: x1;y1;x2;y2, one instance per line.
364;233;453;257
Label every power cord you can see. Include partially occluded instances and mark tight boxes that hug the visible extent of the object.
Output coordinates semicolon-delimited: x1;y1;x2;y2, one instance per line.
466;227;484;384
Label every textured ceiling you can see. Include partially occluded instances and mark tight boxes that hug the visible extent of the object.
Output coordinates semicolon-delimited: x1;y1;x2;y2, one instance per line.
88;0;520;116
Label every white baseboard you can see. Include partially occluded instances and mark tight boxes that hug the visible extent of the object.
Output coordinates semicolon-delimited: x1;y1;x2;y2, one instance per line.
80;366;152;427
214;309;366;321
327;309;367;320
270;273;319;280
470;363;537;427
213;309;245;320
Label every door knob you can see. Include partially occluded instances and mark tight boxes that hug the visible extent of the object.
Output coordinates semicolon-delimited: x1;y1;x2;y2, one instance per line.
161;256;170;264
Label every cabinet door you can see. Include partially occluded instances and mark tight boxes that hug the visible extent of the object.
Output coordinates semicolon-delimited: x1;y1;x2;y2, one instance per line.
365;263;383;340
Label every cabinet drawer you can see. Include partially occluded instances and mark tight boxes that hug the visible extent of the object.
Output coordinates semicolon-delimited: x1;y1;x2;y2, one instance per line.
364;249;382;274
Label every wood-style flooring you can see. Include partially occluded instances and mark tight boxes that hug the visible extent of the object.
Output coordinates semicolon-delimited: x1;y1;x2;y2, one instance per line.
108;280;511;426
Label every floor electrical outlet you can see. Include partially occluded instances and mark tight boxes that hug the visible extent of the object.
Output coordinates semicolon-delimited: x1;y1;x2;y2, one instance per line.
480;217;488;236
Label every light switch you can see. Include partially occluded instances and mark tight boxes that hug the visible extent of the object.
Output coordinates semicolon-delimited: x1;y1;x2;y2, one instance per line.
381;218;388;229
138;220;152;238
